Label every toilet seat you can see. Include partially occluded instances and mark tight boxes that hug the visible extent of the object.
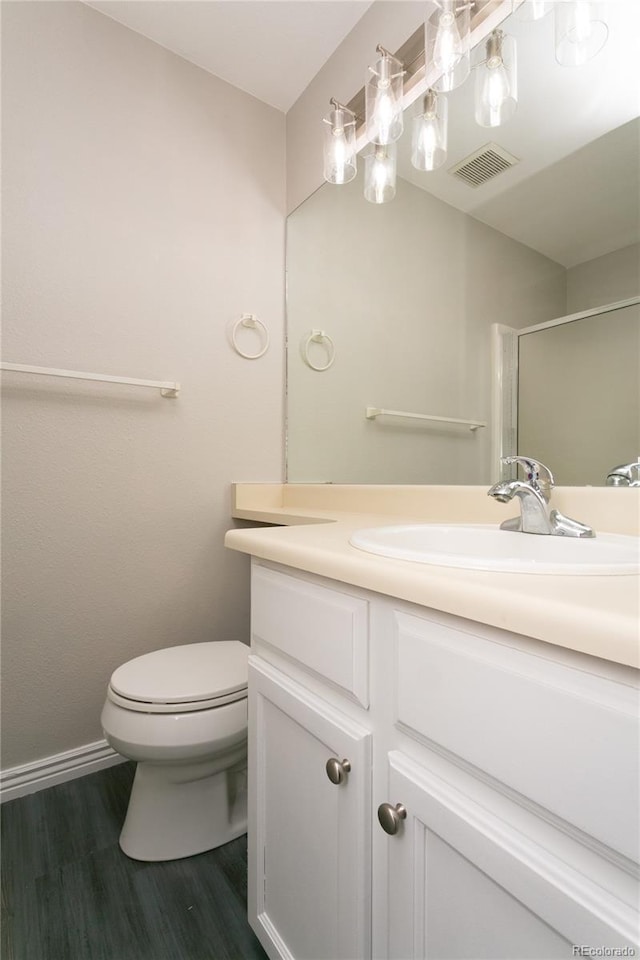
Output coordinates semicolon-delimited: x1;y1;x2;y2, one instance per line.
107;641;248;715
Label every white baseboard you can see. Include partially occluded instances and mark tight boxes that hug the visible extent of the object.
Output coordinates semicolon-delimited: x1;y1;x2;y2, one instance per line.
0;738;125;803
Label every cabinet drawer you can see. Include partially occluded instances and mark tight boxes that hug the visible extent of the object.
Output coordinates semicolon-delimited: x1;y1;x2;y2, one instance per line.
393;609;639;862
251;563;369;707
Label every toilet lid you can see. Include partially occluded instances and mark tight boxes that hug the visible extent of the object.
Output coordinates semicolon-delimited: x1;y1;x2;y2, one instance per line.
109;641;248;707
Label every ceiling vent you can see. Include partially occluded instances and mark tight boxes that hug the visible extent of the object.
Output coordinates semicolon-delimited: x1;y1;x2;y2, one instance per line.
449;143;519;188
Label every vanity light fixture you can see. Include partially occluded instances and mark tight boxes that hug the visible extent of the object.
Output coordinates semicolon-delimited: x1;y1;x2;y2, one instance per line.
411;89;448;172
425;0;471;93
322;0;609;202
555;1;608;67
474;29;518;128
322;99;357;185
364;142;397;204
365;45;405;145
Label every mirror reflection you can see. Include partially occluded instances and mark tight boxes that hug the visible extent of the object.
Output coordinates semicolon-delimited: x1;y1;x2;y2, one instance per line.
286;2;640;485
515;302;639;486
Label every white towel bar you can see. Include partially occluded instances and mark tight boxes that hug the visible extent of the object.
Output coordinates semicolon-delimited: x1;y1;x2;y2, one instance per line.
366;407;485;432
1;362;180;397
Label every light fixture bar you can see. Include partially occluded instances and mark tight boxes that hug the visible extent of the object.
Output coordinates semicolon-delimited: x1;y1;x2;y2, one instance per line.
375;43;395;60
339;0;516;151
329;97;350;114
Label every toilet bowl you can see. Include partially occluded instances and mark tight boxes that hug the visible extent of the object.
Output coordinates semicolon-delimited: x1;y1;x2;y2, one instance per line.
101;640;249;862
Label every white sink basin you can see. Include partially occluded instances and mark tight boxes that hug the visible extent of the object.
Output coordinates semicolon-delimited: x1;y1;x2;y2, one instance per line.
349;524;640;575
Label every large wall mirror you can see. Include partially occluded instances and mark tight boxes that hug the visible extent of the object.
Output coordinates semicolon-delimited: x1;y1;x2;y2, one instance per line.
286;1;639;485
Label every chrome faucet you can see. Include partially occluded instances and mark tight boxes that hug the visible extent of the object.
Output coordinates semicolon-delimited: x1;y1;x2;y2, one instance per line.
488;456;595;538
606;461;640;487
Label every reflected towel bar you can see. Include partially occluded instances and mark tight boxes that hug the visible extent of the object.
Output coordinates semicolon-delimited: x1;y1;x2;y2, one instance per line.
1;362;180;397
366;407;485;432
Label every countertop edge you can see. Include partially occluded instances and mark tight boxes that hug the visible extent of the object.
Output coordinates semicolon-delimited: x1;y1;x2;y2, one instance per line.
224;521;640;670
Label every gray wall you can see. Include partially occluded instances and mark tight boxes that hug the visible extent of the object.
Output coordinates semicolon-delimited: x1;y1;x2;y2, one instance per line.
518;303;639;486
566;243;640;314
517;245;640;486
1;1;285;769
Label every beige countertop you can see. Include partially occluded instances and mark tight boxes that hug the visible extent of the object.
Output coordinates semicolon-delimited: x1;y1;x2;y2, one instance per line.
224;484;640;669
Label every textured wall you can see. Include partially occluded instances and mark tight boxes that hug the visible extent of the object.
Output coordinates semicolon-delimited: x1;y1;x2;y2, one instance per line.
1;1;285;768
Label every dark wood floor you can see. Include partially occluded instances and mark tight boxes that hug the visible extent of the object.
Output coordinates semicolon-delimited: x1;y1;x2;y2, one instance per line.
1;762;269;960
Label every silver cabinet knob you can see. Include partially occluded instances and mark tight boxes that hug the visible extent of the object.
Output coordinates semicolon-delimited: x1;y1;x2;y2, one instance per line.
377;802;407;835
325;757;351;785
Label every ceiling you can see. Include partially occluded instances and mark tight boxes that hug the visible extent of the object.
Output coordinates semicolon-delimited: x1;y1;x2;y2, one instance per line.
468;118;639;269
85;0;374;112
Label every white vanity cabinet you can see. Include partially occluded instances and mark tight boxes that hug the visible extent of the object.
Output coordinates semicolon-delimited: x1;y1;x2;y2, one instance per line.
384;754;581;959
249;660;371;960
248;560;640;960
248;563;372;960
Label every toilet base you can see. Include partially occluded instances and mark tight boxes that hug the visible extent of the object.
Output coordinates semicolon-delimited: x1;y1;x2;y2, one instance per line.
119;752;248;862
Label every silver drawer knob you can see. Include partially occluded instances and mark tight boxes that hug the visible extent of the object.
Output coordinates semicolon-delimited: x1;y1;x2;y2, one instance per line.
377;802;407;835
325;757;351;785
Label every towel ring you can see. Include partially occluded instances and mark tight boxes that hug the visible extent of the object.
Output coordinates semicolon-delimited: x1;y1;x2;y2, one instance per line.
302;330;336;372
232;314;269;360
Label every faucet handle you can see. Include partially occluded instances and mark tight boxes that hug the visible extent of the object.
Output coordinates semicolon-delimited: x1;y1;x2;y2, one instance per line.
501;456;555;502
606;461;640;487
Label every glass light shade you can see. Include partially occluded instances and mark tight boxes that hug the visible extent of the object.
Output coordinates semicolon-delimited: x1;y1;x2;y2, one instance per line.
364;143;397;204
365;52;404;145
411;90;448;172
555;1;608;66
322;107;357;184
516;0;552;21
475;31;517;128
425;0;471;93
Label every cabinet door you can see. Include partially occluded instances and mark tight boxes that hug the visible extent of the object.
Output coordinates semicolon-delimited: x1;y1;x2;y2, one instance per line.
249;657;371;960
379;751;638;960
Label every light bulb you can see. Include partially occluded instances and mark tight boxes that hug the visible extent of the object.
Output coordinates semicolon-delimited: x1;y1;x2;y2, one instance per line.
322;105;356;185
373;88;395;145
426;0;470;93
411;90;448;172
364;143;396;204
331;135;349;185
475;31;517;128
420;120;438;157
481;63;511;126
372;158;388;203
433;2;463;73
365;52;404;145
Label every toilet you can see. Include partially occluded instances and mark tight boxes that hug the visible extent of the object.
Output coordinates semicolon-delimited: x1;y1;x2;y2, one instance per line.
101;640;249;862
